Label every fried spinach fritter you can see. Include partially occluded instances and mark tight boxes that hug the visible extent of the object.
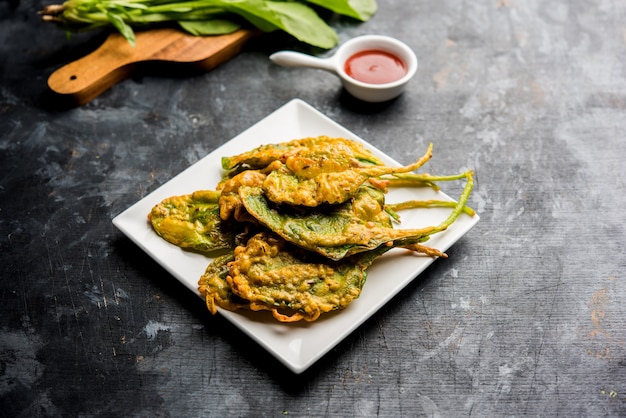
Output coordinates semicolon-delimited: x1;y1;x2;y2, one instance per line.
221;136;383;174
149;190;239;253
262;143;433;207
239;172;474;261
227;232;375;322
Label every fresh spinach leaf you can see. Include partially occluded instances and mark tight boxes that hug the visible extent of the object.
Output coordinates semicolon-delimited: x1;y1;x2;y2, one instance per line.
178;18;241;35
304;0;377;21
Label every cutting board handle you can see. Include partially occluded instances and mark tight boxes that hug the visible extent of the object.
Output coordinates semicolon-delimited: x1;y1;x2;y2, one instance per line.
48;28;255;106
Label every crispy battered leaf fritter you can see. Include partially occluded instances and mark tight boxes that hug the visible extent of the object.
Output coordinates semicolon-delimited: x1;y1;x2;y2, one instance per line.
225;231;445;322
148;190;238;253
262;143;433;207
221;136;383;174
197;232;447;322
240;169;474;261
280;137;384;176
240;186;430;260
227;232;377;322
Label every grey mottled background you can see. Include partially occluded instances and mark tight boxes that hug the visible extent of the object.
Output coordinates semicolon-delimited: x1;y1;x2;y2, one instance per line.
1;0;625;416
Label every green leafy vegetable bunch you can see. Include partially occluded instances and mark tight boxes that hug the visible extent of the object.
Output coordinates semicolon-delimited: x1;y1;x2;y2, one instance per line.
39;0;378;48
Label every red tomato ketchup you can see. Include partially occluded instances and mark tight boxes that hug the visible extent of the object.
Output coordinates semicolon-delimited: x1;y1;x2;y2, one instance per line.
344;50;407;84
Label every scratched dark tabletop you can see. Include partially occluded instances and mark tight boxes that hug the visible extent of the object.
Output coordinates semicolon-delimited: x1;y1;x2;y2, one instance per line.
2;1;626;416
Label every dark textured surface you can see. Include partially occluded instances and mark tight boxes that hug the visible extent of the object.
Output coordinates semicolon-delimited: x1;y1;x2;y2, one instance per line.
2;0;626;416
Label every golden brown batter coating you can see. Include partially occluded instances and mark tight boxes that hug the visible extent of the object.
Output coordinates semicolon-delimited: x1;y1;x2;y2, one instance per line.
227;232;369;322
147;137;475;322
148;190;237;253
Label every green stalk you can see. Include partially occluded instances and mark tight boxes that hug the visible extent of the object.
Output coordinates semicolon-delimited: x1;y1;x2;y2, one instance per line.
385;170;476;224
434;170;475;231
387;200;476;217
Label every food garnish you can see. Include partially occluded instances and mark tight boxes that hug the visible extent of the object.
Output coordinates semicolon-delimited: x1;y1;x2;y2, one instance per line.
148;136;476;322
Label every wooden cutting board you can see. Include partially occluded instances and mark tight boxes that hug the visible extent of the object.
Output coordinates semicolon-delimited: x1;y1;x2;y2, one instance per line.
48;28;256;106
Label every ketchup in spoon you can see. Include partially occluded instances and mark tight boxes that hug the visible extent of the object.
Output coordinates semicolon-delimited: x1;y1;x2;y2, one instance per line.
344;50;407;84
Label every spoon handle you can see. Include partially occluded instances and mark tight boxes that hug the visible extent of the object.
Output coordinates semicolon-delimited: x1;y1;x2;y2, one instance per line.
269;51;337;73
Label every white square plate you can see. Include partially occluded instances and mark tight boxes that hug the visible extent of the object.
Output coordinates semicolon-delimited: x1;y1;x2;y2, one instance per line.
113;99;479;374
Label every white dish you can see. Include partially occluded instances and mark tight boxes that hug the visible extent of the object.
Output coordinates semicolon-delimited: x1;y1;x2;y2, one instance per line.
112;99;479;374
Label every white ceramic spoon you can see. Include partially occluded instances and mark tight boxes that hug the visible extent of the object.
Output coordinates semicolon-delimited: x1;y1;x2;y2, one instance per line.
270;35;418;103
